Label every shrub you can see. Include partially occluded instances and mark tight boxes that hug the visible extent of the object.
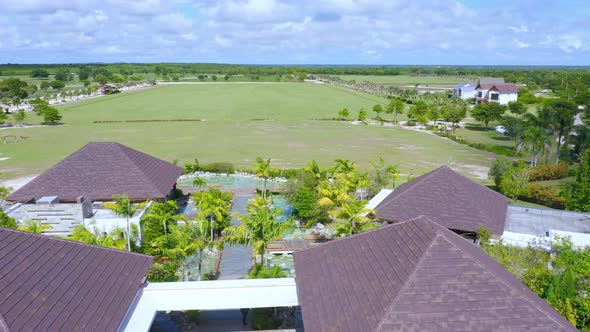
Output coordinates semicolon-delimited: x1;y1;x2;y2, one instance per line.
200;162;235;174
520;184;566;209
489;157;513;186
251;308;281;330
146;260;179;282
528;163;569;182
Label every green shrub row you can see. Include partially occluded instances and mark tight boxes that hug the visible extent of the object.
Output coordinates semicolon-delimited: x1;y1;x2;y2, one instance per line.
184;161;236;174
435;131;519;157
519;183;567;209
528;163;569;182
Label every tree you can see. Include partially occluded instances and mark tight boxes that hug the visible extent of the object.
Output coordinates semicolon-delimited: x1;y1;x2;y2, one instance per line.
254;157;274;199
94;73;108;84
476;225;492;246
141;200;181;235
563;149;590;212
31;68;49;78
488;156;513;186
441;104;467;129
223;196;293;266
12;109;26;125
501;115;527;141
18;220;52;233
517;126;551;166
194;188;232;240
155;220;211;281
0;210;17;229
331;198;377;236
191;177;207;188
357;108;367;121
471;102;507;127
49;80;65;90
0;186;12;205
0;111;7;125
539;99;577;164
508;101;527;115
41;106;62;124
224;75;230;81
40;81;50;90
372;104;383;120
407;100;429;125
386;165;400;188
0;78;28;100
104;195;143;251
338;108;349;120
385;98;405;123
54;69;70;81
499;164;530;201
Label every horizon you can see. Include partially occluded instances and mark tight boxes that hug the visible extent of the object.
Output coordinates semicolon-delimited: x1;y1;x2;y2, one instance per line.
0;0;588;65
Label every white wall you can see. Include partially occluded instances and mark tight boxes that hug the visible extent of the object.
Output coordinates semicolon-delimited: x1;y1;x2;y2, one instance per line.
498;93;518;105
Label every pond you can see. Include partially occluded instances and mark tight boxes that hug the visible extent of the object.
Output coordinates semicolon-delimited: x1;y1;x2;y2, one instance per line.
177;173;285;187
267;253;296;277
184;250;218;281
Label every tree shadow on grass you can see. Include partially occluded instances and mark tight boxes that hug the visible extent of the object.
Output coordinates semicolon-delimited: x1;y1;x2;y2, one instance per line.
491;136;512;142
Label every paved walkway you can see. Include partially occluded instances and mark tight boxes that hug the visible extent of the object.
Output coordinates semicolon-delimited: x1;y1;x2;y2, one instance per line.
218;194;254;280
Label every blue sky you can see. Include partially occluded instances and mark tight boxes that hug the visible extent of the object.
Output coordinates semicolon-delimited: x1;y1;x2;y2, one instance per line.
0;0;588;65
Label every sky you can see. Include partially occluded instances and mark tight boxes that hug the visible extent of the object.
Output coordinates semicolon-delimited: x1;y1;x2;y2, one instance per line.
0;0;589;65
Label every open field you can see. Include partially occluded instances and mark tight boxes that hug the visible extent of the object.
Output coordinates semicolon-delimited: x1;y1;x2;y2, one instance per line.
336;74;474;85
0;83;495;182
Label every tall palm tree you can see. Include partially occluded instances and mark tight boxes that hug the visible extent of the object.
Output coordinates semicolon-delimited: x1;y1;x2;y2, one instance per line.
517;127;552;166
254;157;274;199
222;196;293;267
104;195;144;251
141;200;181;235
386;165;400;188
304;160;324;184
334;159;356;174
18;220;52;234
196;190;230;241
157;221;208;281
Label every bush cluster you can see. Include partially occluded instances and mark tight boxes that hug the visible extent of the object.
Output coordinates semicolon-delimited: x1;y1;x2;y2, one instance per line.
520;184;567;209
528;163;569;182
184;161;235;174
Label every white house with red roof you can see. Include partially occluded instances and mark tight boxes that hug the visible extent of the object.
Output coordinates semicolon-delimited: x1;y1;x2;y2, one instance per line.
474;77;519;105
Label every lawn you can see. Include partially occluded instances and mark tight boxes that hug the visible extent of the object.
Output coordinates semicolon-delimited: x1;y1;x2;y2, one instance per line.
0;83;495;182
336;74;473;85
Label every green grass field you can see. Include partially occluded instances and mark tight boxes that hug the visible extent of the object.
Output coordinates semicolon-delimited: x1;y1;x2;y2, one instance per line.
0;83;495;181
336;74;473;85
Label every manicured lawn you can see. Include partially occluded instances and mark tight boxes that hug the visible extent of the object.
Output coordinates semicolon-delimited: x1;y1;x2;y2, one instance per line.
336;74;473;85
0;83;495;181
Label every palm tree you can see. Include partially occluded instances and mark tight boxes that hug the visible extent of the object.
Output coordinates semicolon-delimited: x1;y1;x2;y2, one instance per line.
304;160;323;183
254;157;274;199
157;220;208;281
0;186;12;206
69;225;129;250
517;127;552;166
104;195;144;251
330;198;376;236
191;177;207;188
18;220;52;234
386;165;400;188
222;196;293;267
196;190;230;241
141;200;181;235
334;159;356;174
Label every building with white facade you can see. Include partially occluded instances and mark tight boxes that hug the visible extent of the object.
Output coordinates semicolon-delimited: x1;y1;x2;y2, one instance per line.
452;83;476;100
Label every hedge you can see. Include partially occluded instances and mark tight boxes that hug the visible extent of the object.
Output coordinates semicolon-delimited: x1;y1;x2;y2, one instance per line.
528;163;569;182
519;183;566;209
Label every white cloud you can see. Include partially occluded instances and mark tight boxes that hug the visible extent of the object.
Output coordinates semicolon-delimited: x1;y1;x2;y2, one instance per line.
558;34;582;53
514;39;530;48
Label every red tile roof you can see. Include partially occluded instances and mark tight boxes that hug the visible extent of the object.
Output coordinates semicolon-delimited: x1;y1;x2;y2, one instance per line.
491;83;519;94
7;142;184;202
374;166;508;234
293;217;576;331
0;227;153;332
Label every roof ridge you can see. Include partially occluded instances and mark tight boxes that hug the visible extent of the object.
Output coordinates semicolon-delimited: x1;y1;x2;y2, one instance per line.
438;230;574;330
0;227;152;259
375;227;443;331
376;166;449;210
115;143;168;197
0;313;9;332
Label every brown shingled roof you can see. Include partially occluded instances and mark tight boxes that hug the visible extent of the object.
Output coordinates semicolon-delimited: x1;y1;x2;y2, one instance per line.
0;227;153;332
293;217;576;332
490;83;519;94
7;142;184;202
374;166;508;234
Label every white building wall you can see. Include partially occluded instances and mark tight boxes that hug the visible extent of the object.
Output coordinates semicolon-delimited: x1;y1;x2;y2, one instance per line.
498;93;518;105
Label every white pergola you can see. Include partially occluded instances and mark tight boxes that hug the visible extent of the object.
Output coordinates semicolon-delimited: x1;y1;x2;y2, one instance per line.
119;278;298;332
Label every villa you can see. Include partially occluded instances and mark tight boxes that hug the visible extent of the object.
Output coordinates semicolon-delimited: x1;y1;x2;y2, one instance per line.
0;227;153;332
453;77;519;105
293;216;576;331
5;142;183;235
372;166;508;237
452;82;476;100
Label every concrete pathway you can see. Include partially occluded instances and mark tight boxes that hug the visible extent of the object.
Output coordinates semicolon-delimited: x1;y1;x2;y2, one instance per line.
218;194;254;280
